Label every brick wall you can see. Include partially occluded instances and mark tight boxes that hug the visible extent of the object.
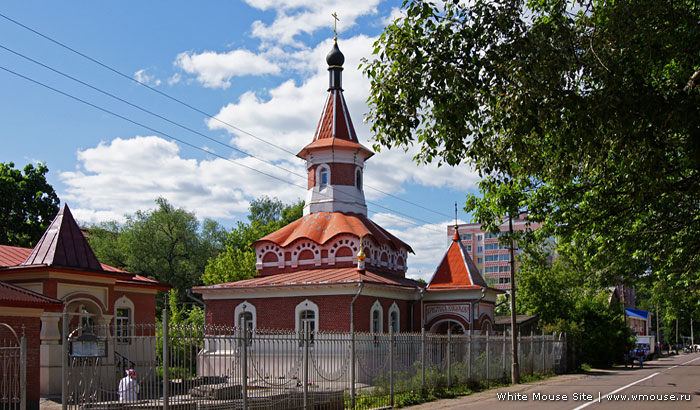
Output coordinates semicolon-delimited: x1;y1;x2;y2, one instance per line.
306;163;358;188
0;315;41;410
204;293;416;333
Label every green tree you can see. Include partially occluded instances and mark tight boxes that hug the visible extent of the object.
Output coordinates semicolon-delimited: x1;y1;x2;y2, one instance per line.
364;0;700;288
202;196;304;285
0;162;60;247
517;244;634;368
88;197;226;306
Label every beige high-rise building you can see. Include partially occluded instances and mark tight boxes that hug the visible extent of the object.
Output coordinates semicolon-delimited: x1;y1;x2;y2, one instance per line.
446;215;541;290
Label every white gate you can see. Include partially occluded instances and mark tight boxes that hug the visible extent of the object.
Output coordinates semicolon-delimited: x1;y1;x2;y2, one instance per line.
0;323;26;410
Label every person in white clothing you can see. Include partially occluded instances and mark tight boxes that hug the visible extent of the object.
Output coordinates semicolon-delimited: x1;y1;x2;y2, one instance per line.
118;369;140;402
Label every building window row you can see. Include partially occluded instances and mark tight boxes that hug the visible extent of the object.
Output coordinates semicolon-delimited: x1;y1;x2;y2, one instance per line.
235;299;400;334
370;300;400;333
485;265;511;273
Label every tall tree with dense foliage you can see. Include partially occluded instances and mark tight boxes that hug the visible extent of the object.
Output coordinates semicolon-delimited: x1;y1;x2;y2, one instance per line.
517;244;634;368
202;196;304;285
364;0;700;292
88;197;226;306
0;162;60;247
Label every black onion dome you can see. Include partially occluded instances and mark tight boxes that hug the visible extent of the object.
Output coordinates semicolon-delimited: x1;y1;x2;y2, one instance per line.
326;41;345;67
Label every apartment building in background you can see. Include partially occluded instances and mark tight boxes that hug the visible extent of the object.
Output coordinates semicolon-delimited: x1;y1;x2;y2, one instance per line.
446;215;542;290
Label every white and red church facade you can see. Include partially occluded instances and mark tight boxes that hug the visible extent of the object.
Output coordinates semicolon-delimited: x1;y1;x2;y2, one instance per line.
194;40;503;335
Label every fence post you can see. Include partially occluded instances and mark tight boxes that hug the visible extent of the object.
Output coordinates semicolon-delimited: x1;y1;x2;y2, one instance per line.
61;311;68;410
517;329;522;375
446;327;451;390
468;330;472;382
486;331;490;388
20;333;26;410
542;331;547;372
390;325;395;407
350;324;356;410
530;329;534;375
421;328;426;395
502;331;506;382
303;322;309;410
242;321;248;410
162;308;169;410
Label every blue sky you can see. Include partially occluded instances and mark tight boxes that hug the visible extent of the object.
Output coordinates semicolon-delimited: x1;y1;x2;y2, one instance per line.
0;1;480;280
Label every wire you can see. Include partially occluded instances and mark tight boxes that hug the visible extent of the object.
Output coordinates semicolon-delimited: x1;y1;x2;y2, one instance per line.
0;64;445;234
0;43;306;183
0;11;455;221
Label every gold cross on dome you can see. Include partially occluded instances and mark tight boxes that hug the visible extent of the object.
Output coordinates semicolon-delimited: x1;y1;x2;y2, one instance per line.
332;12;340;39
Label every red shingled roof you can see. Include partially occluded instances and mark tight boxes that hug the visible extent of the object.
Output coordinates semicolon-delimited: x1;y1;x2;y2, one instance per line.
256;212;413;252
193;266;423;291
22;204;103;271
0;281;62;310
297;89;373;159
427;232;490;290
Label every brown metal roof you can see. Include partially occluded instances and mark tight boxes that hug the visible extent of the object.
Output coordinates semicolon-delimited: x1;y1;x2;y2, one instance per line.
0;280;62;309
0;238;171;291
22;204;103;271
193;266;424;291
256;212;413;252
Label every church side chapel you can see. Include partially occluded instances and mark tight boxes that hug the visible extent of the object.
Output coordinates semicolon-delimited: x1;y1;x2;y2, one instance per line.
194;36;503;336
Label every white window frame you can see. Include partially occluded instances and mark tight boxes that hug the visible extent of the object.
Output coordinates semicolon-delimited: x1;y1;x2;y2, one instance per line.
317;164;330;188
295;299;319;333
388;302;400;333
114;296;135;344
234;301;257;330
370;300;383;334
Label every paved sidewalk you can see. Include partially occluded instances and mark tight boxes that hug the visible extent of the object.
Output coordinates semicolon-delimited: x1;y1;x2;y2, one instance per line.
404;352;697;409
403;373;589;409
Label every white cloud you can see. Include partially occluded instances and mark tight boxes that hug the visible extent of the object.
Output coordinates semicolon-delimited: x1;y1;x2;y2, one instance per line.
59;136;306;224
133;69;161;86
174;49;281;89
167;72;182;85
245;0;381;47
381;7;404;26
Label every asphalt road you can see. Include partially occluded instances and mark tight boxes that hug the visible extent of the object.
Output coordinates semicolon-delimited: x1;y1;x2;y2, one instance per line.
405;352;700;410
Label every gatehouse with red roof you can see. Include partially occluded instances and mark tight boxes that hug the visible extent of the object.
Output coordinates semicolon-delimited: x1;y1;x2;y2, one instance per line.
0;204;170;397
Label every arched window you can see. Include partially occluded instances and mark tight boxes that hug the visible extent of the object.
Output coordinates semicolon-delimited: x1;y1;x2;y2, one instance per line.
388;302;400;333
234;301;257;330
115;296;135;345
317;165;330;188
295;299;319;333
355;168;362;190
370;300;383;333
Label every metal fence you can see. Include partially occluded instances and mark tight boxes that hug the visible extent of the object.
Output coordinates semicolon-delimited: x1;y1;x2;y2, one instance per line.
0;323;26;410
63;313;565;410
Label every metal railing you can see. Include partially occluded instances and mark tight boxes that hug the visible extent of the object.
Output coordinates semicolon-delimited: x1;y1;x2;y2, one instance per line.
63;314;566;410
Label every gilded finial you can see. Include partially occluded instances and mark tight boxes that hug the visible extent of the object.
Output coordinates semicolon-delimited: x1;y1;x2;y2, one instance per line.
332;12;340;41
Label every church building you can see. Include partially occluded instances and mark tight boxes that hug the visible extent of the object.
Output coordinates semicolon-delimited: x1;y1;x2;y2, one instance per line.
194;39;503;335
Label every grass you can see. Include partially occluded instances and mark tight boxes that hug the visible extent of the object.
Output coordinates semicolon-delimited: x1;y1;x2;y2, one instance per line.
345;370;556;409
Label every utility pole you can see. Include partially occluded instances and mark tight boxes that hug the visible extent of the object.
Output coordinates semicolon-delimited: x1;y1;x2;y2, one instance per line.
508;214;519;384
